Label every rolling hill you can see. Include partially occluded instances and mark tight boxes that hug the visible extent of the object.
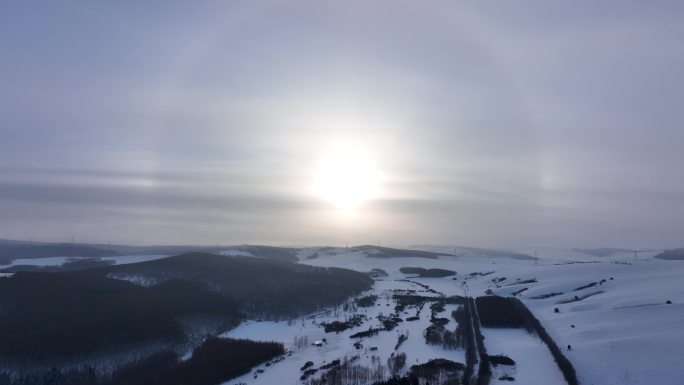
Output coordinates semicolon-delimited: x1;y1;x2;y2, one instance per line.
98;252;373;318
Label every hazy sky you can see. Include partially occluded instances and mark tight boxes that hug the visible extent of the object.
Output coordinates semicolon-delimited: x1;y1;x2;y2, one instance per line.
2;1;683;248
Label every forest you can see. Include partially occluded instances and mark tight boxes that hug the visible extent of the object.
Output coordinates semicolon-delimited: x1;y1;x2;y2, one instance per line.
0;272;240;359
0;337;284;385
0;253;371;366
98;252;373;318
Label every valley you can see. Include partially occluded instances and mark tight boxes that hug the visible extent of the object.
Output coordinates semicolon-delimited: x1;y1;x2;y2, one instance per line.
0;245;682;384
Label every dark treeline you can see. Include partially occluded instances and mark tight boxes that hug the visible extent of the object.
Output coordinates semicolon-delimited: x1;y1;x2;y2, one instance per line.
453;247;537;261
0;244;119;265
0;337;284;385
654;248;684;260
399;267;429;275
321;315;365;333
511;287;528;297
373;358;465;385
350;245;448;259
399;267;456;277
475;296;579;385
232;245;300;262
410;358;464;383
530;292;564;300
109;337;283;385
474;296;525;328
503;278;537;286
424;302;458;349
99;252;373;318
1;258;115;273
460;301;477;385
393;294;466;308
0;272;240;359
451;307;468;349
510;298;579;385
373;377;419;385
556;291;603;305
470;298;491;385
0;366;100;385
355;294;378;307
489;355;515;367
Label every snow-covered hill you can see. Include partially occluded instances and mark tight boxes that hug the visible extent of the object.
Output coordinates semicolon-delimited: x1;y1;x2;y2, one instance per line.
2;243;681;384
221;249;684;385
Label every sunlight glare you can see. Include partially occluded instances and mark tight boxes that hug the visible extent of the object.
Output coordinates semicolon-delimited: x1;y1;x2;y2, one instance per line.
313;143;382;211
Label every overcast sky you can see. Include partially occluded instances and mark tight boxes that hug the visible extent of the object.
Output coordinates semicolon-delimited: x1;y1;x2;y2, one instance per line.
1;1;683;249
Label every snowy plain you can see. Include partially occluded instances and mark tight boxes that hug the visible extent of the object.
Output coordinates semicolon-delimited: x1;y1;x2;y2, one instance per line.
3;245;681;385
223;247;684;385
223;278;467;385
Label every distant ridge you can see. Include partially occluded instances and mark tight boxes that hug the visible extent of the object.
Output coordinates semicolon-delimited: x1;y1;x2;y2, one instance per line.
572;248;635;257
350;245;454;259
219;245;299;262
0;244;120;264
97;252;372;317
410;245;536;260
654;249;684;260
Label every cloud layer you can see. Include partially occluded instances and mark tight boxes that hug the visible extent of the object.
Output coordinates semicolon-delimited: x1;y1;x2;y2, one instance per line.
1;1;683;248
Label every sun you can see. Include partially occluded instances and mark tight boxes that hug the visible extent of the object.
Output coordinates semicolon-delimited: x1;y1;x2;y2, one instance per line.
313;144;382;211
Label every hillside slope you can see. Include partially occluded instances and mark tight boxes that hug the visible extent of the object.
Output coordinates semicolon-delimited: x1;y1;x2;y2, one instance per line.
99;252;373;317
0;272;240;360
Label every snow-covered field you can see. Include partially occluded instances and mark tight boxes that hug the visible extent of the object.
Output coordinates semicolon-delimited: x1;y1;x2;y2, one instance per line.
4;245;681;384
223;278;465;385
483;327;564;385
224;248;684;385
